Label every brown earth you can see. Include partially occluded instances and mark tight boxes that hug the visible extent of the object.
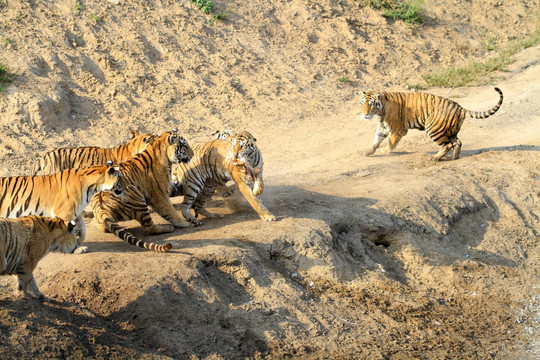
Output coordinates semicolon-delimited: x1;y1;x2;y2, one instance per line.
0;0;539;359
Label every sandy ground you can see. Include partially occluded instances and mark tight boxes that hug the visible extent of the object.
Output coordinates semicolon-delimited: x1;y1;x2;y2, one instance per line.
0;0;539;359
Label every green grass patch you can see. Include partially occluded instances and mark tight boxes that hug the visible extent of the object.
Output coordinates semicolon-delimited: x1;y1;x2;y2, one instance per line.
0;63;14;92
90;14;101;21
190;0;227;21
414;31;540;88
338;76;350;83
362;0;425;25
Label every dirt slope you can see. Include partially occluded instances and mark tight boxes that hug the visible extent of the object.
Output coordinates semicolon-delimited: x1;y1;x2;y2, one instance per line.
1;0;539;359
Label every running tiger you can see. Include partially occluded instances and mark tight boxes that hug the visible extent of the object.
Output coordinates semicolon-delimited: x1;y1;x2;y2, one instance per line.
33;129;156;175
0;216;78;302
359;87;503;161
0;164;122;253
90;130;194;252
171;130;276;225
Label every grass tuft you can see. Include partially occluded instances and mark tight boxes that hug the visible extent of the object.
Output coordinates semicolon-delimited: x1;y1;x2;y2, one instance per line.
413;31;540;88
0;63;14;92
362;0;425;25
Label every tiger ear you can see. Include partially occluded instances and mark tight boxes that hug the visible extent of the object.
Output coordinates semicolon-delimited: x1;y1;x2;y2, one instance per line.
168;134;180;145
130;129;141;139
376;93;381;101
358;90;365;97
67;220;77;232
143;135;155;144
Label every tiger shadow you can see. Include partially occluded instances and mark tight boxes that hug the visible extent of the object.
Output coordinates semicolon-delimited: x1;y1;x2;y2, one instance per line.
459;144;540;158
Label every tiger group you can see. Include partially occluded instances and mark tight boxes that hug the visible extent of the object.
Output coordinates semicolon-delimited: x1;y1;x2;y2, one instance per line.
0;128;272;300
0;87;502;301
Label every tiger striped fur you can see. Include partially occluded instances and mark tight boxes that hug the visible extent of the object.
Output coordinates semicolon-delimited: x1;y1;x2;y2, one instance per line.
0;164;122;253
359;87;503;161
171;130;276;225
0;216;78;301
33;129;156;175
90;130;194;252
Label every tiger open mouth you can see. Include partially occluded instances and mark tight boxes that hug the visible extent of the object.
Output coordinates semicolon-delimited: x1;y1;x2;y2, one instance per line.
112;179;123;196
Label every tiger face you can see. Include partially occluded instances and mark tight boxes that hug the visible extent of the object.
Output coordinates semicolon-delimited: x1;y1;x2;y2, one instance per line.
231;133;264;196
166;131;194;165
96;163;123;196
358;91;383;121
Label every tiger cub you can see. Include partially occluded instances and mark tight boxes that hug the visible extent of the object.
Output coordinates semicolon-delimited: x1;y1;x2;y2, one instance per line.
171;130;276;225
359;87;503;161
33;129;156;175
90;130;194;252
0;215;78;302
0;164;122;253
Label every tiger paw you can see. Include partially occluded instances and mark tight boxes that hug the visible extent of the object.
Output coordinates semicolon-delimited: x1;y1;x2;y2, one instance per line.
174;219;195;228
73;246;89;254
261;213;277;222
363;149;375;157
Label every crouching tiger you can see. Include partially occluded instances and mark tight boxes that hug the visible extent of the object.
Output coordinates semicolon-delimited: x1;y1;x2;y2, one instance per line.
170;130;276;225
359;87;503;161
0;216;78;302
90;130;194;252
0;164;123;253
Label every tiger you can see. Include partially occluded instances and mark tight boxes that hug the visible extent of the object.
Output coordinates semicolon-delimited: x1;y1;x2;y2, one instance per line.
33;129;156;175
0;215;78;302
359;87;503;161
89;130;194;252
0;163;122;253
170;130;276;225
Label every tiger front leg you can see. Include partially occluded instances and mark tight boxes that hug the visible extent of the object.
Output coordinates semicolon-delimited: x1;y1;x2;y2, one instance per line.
233;173;276;221
72;217;88;254
135;208;176;234
17;272;49;302
364;122;388;156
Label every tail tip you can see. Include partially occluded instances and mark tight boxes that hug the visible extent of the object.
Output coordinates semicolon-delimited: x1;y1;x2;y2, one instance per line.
163;243;173;252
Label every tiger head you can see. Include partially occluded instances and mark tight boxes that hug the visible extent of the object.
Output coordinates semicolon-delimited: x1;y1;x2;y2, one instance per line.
358;91;384;121
231;131;264;196
48;218;79;253
164;129;194;165
128;129;157;156
93;162;124;196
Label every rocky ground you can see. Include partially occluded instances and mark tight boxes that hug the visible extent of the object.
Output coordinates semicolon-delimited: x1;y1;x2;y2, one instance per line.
0;0;539;358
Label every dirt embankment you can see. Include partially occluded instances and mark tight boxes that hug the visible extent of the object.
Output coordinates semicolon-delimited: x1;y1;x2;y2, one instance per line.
1;0;539;359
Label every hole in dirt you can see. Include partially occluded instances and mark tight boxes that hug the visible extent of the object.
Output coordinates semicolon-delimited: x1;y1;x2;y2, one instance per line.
372;235;392;248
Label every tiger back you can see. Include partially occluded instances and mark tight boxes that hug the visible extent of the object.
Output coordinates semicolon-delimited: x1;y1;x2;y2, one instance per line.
171;130;276;225
90;130;194;252
33;129;156;175
359;87;503;161
0;215;78;301
0;164;122;252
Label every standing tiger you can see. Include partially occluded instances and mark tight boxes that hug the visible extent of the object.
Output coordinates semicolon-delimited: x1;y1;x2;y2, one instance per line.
170;130;276;225
0;164;122;253
90;130;194;252
33;129;156;175
359;87;503;161
0;216;78;302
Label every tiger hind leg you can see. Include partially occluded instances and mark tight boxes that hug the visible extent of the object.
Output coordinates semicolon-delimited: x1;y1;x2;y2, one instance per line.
193;182;223;219
381;132;403;153
430;142;453;162
451;137;462;160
